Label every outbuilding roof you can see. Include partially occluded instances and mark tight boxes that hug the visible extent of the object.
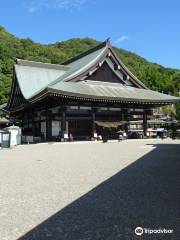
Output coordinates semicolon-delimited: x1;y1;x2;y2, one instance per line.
0;117;10;124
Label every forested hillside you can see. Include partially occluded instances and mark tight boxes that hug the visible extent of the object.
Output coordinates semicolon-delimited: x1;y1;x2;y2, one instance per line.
0;25;179;107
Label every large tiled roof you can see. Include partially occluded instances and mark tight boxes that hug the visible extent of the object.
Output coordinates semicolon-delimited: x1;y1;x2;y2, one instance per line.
48;81;179;103
11;41;179;105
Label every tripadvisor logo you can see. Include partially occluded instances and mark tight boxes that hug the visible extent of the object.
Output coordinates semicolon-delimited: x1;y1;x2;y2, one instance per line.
135;227;143;236
135;227;174;236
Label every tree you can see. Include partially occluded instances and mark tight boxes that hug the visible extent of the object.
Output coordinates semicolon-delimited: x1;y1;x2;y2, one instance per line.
175;104;180;120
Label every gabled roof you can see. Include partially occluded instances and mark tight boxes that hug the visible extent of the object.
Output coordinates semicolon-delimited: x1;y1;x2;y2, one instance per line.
14;40;150;100
8;40;180;110
49;43;108;86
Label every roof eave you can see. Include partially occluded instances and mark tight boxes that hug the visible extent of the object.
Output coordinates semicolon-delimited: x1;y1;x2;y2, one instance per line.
46;87;179;105
9;87;178;113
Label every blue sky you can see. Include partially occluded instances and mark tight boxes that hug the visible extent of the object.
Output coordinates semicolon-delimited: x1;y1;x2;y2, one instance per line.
0;0;180;69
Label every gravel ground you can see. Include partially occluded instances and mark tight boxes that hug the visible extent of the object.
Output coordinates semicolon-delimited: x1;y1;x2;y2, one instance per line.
0;139;179;240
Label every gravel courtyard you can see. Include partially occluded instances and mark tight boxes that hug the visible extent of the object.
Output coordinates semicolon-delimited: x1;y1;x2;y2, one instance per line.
0;139;179;240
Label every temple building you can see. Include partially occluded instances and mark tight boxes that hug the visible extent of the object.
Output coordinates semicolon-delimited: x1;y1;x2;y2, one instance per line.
5;40;179;141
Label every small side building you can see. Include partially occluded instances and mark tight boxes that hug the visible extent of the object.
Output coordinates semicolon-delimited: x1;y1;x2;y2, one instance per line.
0;117;11;129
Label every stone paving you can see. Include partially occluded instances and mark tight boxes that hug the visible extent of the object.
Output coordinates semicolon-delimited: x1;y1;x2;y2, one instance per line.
0;139;179;240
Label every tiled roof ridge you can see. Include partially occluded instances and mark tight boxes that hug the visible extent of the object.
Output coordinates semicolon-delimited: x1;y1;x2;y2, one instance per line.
62;39;109;65
16;59;69;71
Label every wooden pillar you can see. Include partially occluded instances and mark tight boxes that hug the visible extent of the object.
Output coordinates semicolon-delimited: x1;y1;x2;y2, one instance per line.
22;113;25;135
46;110;52;141
143;110;148;137
61;107;66;141
123;109;129;134
121;110;125;131
32;110;35;137
92;108;96;138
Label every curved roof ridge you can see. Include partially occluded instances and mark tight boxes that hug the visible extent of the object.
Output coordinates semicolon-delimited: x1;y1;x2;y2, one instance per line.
108;46;147;89
48;44;108;87
16;59;69;71
62;39;109;65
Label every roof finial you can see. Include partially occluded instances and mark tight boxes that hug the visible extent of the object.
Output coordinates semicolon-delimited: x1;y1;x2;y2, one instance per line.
106;38;111;44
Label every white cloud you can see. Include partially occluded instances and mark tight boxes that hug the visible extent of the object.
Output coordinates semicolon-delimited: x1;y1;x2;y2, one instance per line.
115;36;129;43
27;0;92;13
28;7;39;13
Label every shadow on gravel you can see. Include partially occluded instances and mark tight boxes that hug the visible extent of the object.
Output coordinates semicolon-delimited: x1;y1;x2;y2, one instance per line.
18;144;180;240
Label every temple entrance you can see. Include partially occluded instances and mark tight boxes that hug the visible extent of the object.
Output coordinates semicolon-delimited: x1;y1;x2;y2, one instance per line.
68;119;92;140
95;121;125;140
